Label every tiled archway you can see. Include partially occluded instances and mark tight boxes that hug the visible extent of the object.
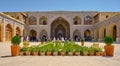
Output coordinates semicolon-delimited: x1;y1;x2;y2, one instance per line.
16;27;21;36
5;24;13;41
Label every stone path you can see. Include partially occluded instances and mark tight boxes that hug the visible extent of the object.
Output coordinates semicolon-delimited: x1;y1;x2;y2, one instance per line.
0;42;120;66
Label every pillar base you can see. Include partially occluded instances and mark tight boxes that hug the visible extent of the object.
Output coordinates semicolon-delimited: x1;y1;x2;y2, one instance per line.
3;37;6;42
92;39;98;42
116;38;120;42
98;39;103;42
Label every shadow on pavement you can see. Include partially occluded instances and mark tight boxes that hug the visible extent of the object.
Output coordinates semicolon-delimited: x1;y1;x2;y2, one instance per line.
0;55;14;58
102;56;114;58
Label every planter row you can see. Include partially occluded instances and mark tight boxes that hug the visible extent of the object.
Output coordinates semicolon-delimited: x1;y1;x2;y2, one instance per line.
19;51;104;56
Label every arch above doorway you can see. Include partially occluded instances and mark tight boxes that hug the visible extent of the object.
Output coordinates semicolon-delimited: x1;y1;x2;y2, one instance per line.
99;25;106;41
0;24;2;41
29;29;37;41
16;27;21;36
108;23;117;41
84;29;91;41
39;30;48;41
5;24;13;41
73;29;81;41
51;17;70;39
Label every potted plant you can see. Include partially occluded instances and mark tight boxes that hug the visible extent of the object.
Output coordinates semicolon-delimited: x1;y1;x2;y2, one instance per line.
74;47;81;56
46;49;52;56
25;47;31;56
67;46;75;56
81;38;84;46
23;41;29;48
19;48;26;56
74;45;81;56
31;46;39;56
88;47;95;56
52;46;59;56
59;48;66;56
95;48;103;56
40;38;45;45
104;36;114;56
11;36;21;56
81;46;89;56
46;44;53;56
92;42;99;50
39;48;46;56
67;49;74;56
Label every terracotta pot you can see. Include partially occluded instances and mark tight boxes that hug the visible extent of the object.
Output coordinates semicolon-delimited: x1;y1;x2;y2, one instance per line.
53;52;58;56
102;52;106;56
11;45;20;56
95;52;101;56
25;51;31;56
46;52;52;56
41;42;44;45
75;52;80;56
89;53;94;56
81;42;84;46
32;52;38;56
99;52;104;56
40;52;45;56
60;52;66;56
19;52;24;56
104;45;114;56
83;52;88;56
68;52;74;56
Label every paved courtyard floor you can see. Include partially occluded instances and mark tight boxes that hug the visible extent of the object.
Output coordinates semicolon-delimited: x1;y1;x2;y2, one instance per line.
0;42;120;66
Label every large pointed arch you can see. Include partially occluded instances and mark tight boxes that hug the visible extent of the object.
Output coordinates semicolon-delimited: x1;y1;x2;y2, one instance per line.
51;17;70;38
29;29;37;37
39;29;48;38
73;29;81;41
107;23;117;41
29;16;37;25
84;15;92;25
39;16;47;25
29;29;37;41
0;24;2;41
5;24;13;41
16;27;21;36
84;29;91;37
73;16;81;25
84;29;91;41
94;29;99;41
99;25;106;41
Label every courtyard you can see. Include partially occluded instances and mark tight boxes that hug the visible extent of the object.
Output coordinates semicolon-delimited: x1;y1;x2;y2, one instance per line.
0;42;120;66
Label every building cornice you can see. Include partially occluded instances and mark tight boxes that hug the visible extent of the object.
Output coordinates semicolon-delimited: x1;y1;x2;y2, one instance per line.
0;12;25;25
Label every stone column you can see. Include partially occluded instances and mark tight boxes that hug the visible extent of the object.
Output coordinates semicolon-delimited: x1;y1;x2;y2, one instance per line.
2;18;6;42
36;17;39;26
91;30;94;41
81;29;84;39
69;17;73;40
116;24;120;42
48;17;51;40
13;23;16;36
98;28;102;41
21;25;24;36
70;26;73;40
81;16;84;25
92;30;95;41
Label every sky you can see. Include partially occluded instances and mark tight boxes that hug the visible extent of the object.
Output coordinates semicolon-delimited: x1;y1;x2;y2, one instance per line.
0;0;120;12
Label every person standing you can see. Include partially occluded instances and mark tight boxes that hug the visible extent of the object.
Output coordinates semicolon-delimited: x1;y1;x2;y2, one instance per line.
26;36;29;41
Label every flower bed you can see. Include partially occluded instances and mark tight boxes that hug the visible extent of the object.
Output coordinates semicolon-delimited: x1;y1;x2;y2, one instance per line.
20;41;104;56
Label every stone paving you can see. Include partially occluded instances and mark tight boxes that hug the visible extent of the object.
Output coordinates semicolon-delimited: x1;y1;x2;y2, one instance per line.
0;42;120;66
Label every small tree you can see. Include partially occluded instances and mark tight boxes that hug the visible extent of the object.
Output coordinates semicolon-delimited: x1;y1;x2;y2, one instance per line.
11;36;21;45
104;36;114;46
